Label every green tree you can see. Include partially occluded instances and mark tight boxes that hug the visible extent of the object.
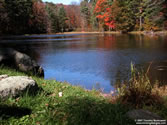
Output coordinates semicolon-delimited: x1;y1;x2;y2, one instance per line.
58;6;67;32
45;2;60;32
0;0;8;34
4;0;33;34
89;0;98;30
80;0;91;30
112;0;137;32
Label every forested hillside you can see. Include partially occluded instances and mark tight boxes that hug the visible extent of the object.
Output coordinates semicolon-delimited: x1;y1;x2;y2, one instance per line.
0;0;167;34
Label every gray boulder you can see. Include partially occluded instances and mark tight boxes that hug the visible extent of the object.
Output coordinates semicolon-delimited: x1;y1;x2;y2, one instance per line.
126;109;163;120
14;50;44;77
0;48;44;77
0;75;38;98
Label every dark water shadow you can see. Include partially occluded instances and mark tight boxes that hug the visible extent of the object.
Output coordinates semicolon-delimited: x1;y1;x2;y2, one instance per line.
143;61;167;86
0;105;31;120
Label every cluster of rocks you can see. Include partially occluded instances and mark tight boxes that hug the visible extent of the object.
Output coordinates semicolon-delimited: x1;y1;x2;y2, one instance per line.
0;75;38;99
0;48;44;77
0;48;43;98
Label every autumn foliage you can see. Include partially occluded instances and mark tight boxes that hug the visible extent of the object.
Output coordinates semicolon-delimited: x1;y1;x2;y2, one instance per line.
94;0;115;30
65;5;82;30
0;0;167;34
29;2;48;33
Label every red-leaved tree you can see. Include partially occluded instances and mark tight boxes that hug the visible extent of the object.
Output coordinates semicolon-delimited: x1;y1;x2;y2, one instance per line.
29;2;49;33
65;5;82;30
94;0;115;31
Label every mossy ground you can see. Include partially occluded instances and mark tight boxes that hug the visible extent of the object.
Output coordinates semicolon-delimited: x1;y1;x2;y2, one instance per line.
0;67;135;125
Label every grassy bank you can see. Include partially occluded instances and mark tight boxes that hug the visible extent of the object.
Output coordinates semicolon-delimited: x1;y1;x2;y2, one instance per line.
0;67;134;125
0;67;167;125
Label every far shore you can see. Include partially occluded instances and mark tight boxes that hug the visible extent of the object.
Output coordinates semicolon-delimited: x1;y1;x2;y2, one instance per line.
26;30;167;36
1;30;167;36
56;31;121;34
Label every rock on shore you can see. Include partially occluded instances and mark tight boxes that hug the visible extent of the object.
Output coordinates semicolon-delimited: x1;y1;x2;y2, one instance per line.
0;48;44;77
0;75;38;98
126;109;163;120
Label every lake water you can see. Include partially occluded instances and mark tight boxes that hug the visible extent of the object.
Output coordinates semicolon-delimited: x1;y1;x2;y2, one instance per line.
1;33;167;93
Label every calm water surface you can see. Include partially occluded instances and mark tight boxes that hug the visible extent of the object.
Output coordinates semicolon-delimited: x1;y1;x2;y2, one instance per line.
1;33;167;93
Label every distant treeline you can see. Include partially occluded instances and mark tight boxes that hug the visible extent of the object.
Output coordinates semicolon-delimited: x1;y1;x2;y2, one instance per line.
0;0;167;35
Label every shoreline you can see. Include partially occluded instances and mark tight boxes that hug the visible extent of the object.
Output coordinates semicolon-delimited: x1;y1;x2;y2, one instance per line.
1;30;167;36
41;30;167;35
56;31;121;34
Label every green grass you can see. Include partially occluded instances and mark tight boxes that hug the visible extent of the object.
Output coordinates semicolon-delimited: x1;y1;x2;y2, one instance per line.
0;67;134;125
1;66;167;125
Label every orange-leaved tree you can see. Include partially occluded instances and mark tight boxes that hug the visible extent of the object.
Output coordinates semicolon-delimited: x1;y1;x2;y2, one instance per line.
94;0;115;31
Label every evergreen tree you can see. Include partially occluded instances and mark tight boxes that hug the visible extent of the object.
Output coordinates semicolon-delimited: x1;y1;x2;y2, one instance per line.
58;6;67;32
89;0;98;30
4;0;33;34
0;0;8;34
46;2;60;32
112;0;137;32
